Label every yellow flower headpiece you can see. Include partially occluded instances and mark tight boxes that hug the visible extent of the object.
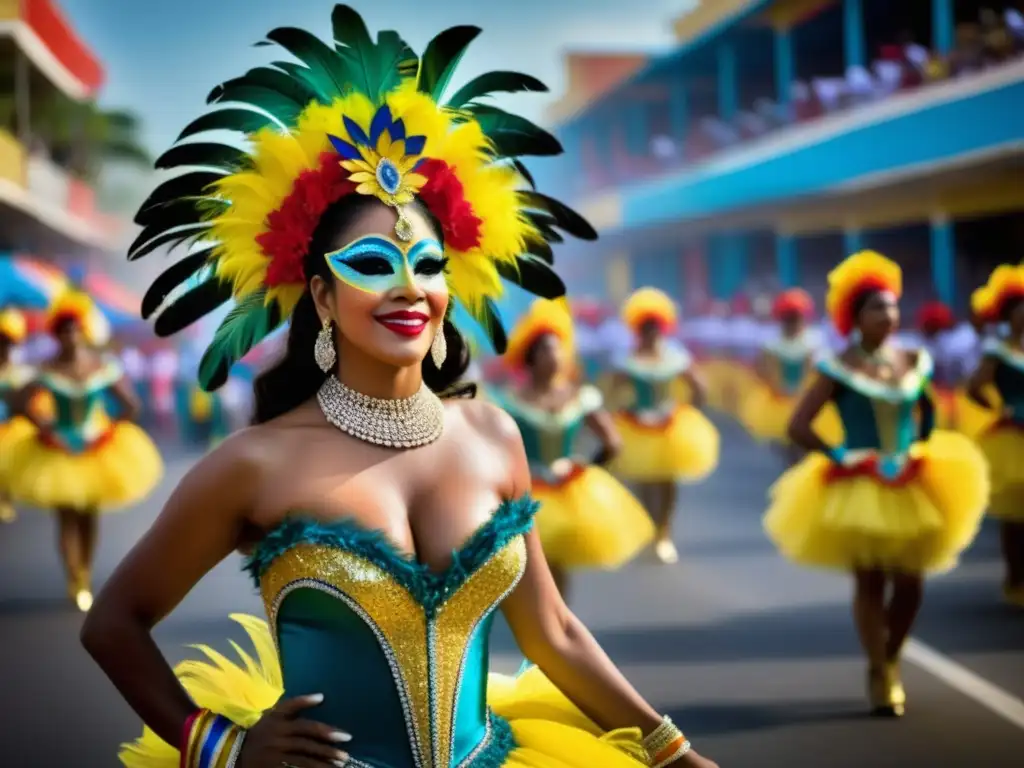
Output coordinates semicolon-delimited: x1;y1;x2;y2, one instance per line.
132;5;595;390
621;288;678;335
504;298;575;369
825;250;902;335
973;264;1024;323
0;307;27;344
47;290;104;345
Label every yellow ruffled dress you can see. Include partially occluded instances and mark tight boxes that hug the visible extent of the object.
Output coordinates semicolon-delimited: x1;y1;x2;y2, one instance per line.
739;334;844;446
120;499;654;767
609;347;720;482
0;363;36;508
974;339;1024;521
5;361;163;511
496;385;654;569
764;350;989;573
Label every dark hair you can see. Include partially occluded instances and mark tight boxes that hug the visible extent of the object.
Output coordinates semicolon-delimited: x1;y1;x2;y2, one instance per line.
523;332;557;368
252;196;471;424
1001;296;1024;324
850;289;883;325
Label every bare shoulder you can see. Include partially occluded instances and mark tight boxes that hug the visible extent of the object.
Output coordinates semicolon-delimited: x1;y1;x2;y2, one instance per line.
189;423;277;485
447;396;522;446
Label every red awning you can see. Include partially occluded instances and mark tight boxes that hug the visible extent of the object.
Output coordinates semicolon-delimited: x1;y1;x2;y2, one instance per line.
21;0;105;95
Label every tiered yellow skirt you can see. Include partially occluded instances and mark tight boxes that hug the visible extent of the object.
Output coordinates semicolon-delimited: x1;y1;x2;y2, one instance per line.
610;406;720;482
119;615;652;768
977;421;1024;521
764;431;989;573
0;416;35;496
4;423;163;511
534;464;655;569
738;383;845;446
699;358;756;417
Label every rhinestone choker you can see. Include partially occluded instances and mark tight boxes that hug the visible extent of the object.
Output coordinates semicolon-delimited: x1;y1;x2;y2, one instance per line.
316;375;444;448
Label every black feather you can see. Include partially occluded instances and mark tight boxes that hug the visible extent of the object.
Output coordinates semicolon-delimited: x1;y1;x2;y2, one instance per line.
134;196;223;229
152;278;234;337
512;160;535;190
447;70;547;107
524;236;554;264
128;224;209;261
524;212;563;244
518;191;597;240
497;257;565;299
135;171;224;219
418;26;481;101
154;143;249;172
479;298;508;353
140;248;215;319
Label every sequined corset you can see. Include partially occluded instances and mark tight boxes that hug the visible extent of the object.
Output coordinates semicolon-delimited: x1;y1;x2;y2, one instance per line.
244;497;538;768
818;350;933;456
985;339;1024;422
38;361;122;453
618;347;691;416
497;386;602;479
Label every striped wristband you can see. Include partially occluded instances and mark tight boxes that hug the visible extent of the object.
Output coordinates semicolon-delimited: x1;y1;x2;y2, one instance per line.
181;709;247;768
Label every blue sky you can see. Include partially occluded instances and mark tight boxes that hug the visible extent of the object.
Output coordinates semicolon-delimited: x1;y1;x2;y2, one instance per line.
61;0;684;154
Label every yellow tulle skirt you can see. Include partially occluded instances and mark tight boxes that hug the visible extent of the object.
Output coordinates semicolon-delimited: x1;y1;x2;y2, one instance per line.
764;431;989;574
610;405;720;482
699;358;755;416
952;388;1000;439
533;464;655;569
977;421;1024;521
0;417;35;493
5;422;163;512
118;615;651;768
738;384;845;446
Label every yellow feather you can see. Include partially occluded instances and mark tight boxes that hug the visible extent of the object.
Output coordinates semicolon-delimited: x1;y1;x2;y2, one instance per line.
824;250;902;327
621;288;678;332
0;308;27;343
506;298;575;366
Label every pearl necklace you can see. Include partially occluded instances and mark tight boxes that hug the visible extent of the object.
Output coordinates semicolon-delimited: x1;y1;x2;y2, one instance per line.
316;375;444;448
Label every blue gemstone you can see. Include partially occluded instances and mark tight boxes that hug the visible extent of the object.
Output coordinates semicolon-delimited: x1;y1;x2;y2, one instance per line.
377;159;401;194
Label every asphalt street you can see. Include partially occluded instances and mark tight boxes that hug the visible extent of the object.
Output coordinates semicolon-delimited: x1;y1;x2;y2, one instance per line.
1;420;1022;767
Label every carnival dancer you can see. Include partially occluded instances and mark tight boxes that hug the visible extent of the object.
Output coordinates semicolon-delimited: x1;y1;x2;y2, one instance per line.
739;289;842;463
495;299;654;598
0;307;34;523
609;288;719;565
5;290;163;611
83;9;717;768
764;251;988;717
966;265;1024;606
914;301;959;429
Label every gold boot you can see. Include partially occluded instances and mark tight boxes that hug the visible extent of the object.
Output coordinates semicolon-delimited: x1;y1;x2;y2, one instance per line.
867;666;901;717
0;499;16;524
654;537;679;565
69;569;93;613
886;660;906;717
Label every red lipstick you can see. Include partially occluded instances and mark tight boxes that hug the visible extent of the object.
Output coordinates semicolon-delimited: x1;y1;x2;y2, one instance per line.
374;310;430;337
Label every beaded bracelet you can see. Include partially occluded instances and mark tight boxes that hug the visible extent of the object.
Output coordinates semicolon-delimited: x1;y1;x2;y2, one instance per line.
181;709;247;768
643;716;691;767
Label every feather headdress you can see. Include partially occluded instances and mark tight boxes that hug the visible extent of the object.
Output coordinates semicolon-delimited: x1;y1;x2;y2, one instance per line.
771;289;814;321
972;264;1024;323
825;251;902;336
0;308;27;344
47;290;106;345
504;298;574;369
621;288;677;335
134;5;595;390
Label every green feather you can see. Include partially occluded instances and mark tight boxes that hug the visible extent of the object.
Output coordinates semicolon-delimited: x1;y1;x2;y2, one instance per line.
177;109;279;142
512;159;535;189
198;290;282;391
266;27;352;99
141;248;215;319
417;25;481;101
465;104;561;157
447;70;547;108
331;5;416;99
272;61;337;103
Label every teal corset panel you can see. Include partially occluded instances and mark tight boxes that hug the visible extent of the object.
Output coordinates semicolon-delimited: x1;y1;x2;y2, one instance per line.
38;361;122;453
765;334;815;395
617;347;691;413
245;497;538;768
817;350;932;455
986;340;1024;421
0;384;11;422
493;386;603;471
777;359;806;394
0;363;33;422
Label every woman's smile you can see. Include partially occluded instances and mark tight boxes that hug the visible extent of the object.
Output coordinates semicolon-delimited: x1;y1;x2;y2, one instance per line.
374;309;431;337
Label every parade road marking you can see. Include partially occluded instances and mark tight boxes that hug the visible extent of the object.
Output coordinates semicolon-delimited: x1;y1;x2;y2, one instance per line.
905;638;1024;730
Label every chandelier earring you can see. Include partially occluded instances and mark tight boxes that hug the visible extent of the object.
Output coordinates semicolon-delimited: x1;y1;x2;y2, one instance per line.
430;324;447;368
314;317;337;373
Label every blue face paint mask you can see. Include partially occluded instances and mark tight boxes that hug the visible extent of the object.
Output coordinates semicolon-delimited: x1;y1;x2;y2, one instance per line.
325;235;448;295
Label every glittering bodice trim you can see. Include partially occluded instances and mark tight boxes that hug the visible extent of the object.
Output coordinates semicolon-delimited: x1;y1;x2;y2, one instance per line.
247;497;537;768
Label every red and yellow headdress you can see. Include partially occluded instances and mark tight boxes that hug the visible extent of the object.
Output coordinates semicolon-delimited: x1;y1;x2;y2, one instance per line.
46;290;105;344
621;288;677;335
504;298;574;370
133;5;594;390
771;288;814;321
915;301;955;335
825;250;902;335
972;264;1024;323
0;308;27;344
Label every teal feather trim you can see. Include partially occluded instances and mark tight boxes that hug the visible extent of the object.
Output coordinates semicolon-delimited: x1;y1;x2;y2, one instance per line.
475;713;517;767
244;495;538;615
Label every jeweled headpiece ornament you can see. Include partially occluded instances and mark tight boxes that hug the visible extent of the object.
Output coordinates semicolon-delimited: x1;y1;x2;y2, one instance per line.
134;5;596;390
825;250;902;336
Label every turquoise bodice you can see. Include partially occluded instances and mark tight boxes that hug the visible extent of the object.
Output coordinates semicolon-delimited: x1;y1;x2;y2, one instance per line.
0;363;33;422
984;339;1024;421
818;350;933;455
495;386;602;477
37;360;122;453
617;347;691;413
764;334;815;395
244;498;538;768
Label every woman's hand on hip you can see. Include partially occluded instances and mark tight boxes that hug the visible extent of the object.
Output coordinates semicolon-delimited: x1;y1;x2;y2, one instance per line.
237;694;351;768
